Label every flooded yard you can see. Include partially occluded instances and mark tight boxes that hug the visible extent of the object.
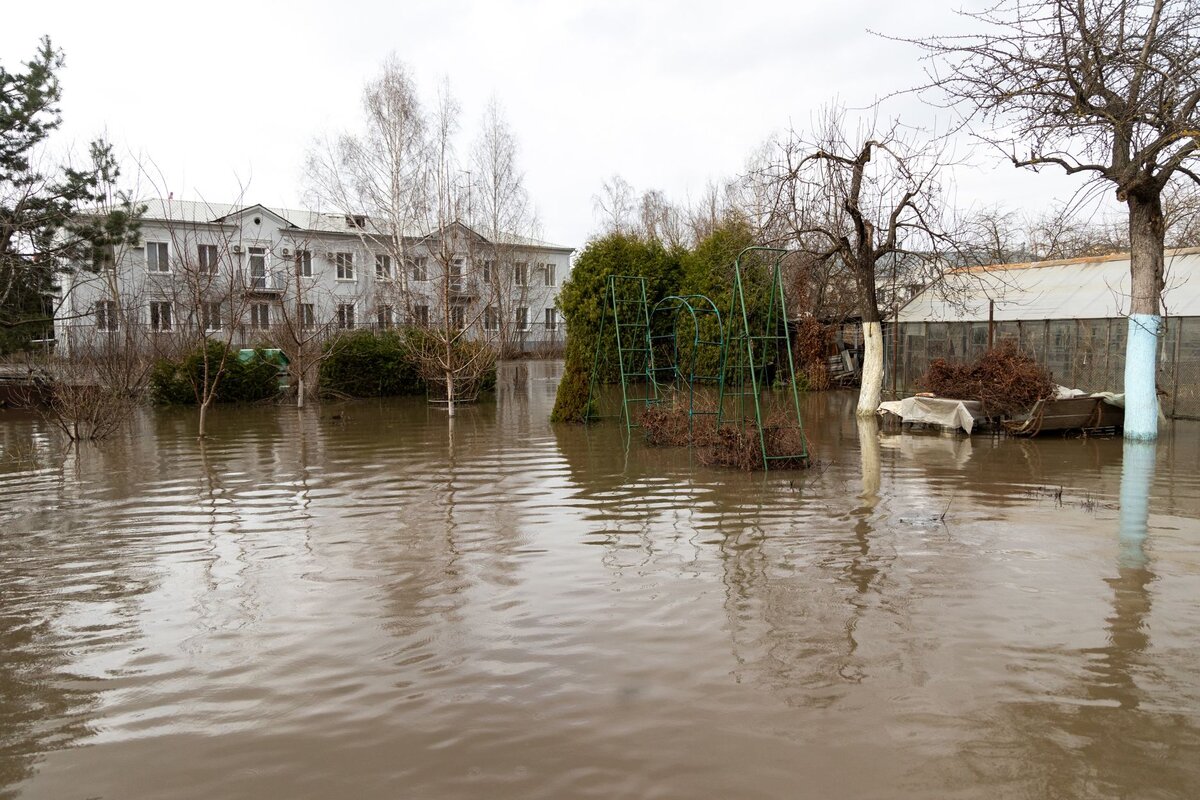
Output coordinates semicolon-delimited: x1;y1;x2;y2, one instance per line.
1;360;1199;799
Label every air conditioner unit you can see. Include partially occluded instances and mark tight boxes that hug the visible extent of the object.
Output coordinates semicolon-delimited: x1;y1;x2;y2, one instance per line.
232;244;243;254
281;248;291;258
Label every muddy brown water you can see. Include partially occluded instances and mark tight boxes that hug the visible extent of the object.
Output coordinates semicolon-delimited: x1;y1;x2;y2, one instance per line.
1;360;1199;799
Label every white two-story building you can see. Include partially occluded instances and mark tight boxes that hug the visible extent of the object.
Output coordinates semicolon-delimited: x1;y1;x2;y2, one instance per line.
57;199;573;355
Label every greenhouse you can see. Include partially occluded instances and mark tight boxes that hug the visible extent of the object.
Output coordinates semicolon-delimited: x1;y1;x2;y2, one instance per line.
883;248;1200;420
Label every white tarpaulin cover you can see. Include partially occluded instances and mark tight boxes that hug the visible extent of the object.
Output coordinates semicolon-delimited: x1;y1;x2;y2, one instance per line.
877;396;985;433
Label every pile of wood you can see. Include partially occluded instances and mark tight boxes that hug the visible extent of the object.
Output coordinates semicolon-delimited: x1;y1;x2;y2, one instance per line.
917;340;1055;417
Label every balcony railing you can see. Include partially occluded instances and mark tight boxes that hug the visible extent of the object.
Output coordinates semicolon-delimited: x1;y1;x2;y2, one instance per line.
249;273;284;293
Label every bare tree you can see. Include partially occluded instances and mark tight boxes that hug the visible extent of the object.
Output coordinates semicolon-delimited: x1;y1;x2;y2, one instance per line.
156;199;256;438
746;106;954;415
909;0;1200;439
469;97;540;355
306;55;429;322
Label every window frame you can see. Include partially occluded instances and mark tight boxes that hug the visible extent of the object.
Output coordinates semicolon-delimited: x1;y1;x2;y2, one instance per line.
300;303;316;330
375;253;392;280
544;307;558;331
337;302;356;329
95;300;119;332
149;300;173;331
483;305;499;331
515;306;529;332
146;241;170;273
543;262;556;287
377;304;394;329
198;244;219;275
335;252;355;281
202;301;222;332
250;302;271;330
514;261;528;287
296;250;313;278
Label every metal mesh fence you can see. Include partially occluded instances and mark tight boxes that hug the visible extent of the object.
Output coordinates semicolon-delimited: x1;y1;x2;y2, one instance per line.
883;316;1200;420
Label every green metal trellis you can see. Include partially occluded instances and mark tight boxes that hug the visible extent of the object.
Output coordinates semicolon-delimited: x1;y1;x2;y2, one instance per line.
649;294;725;429
717;246;808;469
585;275;659;429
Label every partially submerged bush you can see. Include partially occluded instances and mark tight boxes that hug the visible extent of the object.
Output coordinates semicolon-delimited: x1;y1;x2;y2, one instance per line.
150;341;279;405
318;330;422;398
917;339;1055;416
638;400;809;471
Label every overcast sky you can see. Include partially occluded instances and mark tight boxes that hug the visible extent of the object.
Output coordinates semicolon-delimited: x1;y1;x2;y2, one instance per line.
4;0;1098;250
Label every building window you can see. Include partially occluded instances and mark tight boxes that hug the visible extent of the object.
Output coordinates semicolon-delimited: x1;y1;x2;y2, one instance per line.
345;214;366;229
335;252;355;280
296;250;313;277
412;304;429;327
544;307;558;331
300;303;315;330
375;253;392;279
481;260;495;283
514;262;528;287
248;246;268;288
377;304;394;329
146;241;169;273
198;244;219;274
250;303;270;330
515;306;529;331
410;256;428;282
450;257;464;291
450;304;466;330
202;302;222;332
95;300;118;332
543;263;556;286
150;301;173;331
483;305;499;331
337;303;356;329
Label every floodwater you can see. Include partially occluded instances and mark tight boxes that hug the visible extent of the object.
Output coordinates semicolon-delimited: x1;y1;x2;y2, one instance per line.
1;361;1199;800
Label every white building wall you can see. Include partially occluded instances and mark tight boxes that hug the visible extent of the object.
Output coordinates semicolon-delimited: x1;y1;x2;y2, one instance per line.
57;205;572;354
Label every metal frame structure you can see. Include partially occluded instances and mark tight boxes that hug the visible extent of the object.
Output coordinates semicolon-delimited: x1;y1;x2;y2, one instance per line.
649;294;725;429
717;247;808;468
584;248;808;470
585;275;659;428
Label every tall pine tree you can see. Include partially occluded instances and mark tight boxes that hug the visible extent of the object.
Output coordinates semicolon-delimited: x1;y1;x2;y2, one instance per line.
1;37;142;353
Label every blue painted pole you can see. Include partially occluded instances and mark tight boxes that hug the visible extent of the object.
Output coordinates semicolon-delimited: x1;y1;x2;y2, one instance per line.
1123;314;1161;441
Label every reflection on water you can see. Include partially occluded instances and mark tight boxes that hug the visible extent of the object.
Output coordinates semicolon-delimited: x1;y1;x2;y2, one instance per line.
1;361;1199;799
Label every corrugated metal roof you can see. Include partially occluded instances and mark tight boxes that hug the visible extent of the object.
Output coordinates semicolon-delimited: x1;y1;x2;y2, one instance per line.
137;199;573;250
897;248;1200;322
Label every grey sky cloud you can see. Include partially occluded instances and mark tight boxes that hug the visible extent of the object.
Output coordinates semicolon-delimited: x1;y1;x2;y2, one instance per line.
4;0;1107;249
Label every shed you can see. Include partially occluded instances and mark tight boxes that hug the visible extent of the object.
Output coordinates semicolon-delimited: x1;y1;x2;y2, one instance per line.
885;248;1200;420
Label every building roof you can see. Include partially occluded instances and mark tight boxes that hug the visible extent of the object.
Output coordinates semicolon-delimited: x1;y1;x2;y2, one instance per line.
137;199;573;251
897;248;1200;323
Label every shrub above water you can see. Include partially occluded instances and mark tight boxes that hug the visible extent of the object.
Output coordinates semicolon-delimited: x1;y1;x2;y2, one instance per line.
150;341;280;405
318;330;423;398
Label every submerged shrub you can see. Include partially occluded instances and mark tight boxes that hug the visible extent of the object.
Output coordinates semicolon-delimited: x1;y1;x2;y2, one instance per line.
150;341;280;405
319;330;422;398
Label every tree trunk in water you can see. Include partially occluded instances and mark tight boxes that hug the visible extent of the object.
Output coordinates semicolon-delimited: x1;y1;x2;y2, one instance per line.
198;399;209;439
446;369;456;417
297;373;305;409
1124;194;1165;441
857;321;884;416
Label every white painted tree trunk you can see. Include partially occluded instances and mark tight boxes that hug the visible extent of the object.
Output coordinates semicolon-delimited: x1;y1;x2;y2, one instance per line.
297;374;306;409
856;415;881;500
1123;315;1160;440
446;369;456;417
856;321;884;417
